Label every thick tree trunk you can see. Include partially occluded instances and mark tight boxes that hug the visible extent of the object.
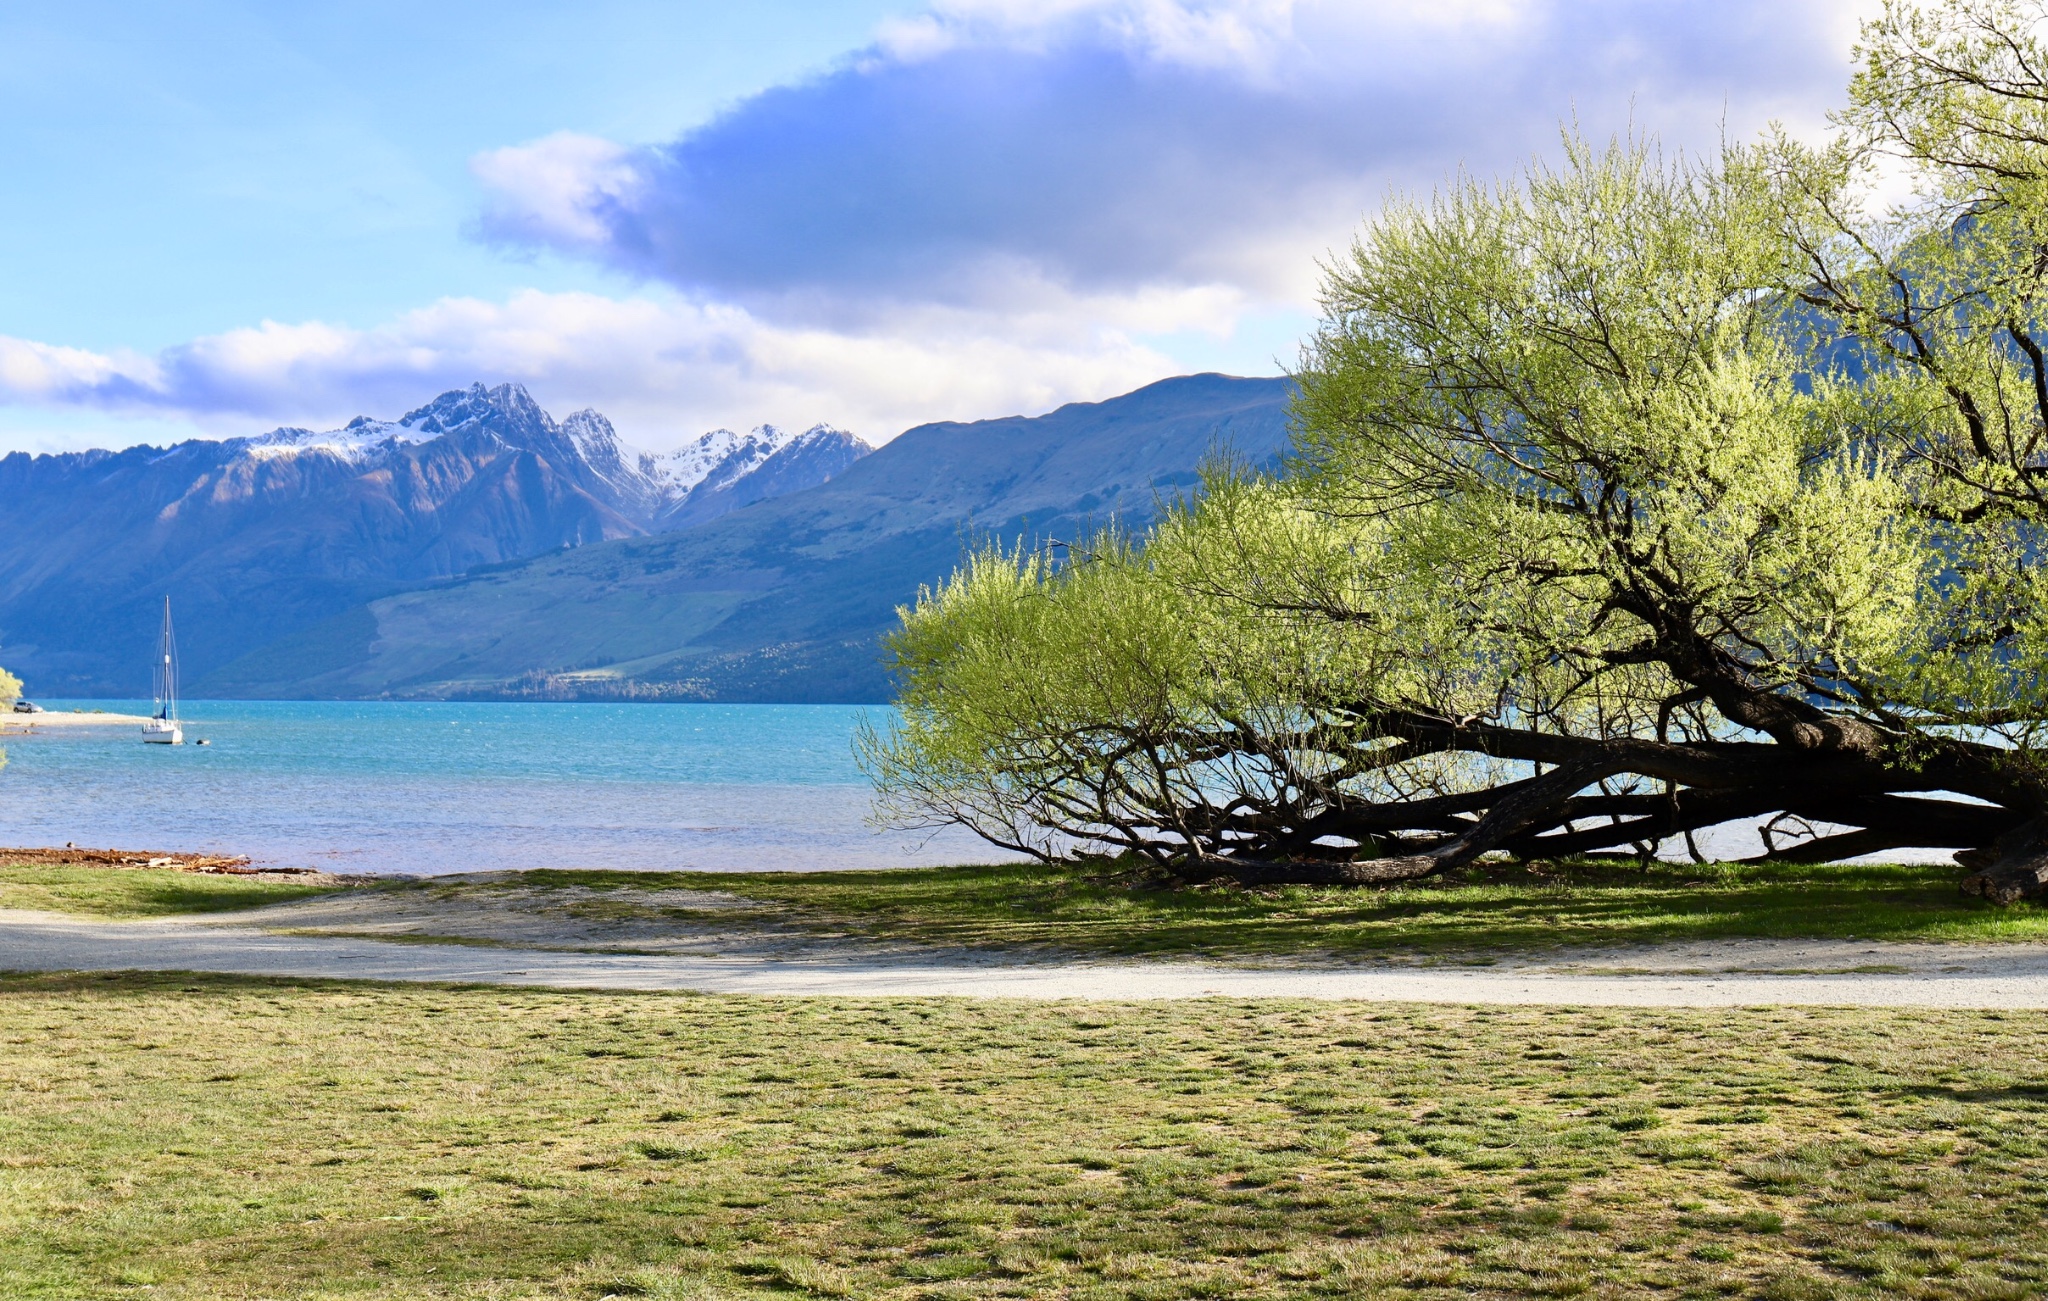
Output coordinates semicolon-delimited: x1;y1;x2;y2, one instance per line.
1958;818;2048;904
1039;705;2048;893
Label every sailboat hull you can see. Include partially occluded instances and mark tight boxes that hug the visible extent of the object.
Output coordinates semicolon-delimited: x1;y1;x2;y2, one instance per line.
142;720;182;745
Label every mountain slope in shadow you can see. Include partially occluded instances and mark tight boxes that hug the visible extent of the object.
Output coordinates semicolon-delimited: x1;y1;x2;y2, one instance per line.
201;373;1296;703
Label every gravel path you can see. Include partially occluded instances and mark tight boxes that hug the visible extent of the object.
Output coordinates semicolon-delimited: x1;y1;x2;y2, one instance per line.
6;911;2048;1005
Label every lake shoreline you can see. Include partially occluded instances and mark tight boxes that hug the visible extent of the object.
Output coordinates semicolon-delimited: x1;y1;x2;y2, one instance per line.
2;709;155;733
0;844;370;885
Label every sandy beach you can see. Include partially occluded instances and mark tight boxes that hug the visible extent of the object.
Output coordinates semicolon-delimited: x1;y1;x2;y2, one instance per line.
1;709;154;734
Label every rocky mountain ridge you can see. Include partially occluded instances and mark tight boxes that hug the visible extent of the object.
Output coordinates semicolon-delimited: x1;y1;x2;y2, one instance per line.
232;386;868;524
0;383;869;694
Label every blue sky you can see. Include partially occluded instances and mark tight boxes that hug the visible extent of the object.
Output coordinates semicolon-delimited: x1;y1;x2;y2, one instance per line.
0;0;1870;453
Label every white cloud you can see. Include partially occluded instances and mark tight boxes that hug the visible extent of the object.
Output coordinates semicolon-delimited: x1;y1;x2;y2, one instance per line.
0;336;141;401
469;132;643;251
871;0;1551;80
875;0;1304;74
0;287;1200;453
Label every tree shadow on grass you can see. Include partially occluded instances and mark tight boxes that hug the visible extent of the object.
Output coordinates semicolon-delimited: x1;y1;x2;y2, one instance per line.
671;858;2046;958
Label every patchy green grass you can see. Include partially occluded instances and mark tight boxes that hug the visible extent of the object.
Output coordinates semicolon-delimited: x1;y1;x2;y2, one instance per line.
2;973;2044;1299
0;864;337;919
15;853;2047;960
452;858;2048;961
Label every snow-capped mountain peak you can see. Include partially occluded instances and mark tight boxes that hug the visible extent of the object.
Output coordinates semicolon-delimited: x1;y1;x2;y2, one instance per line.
561;408;622;462
639;423;865;498
209;384;866;532
640;425;792;496
558;408;639;496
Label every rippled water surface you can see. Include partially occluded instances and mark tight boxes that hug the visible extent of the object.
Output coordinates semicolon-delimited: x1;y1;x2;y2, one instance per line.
0;700;1006;875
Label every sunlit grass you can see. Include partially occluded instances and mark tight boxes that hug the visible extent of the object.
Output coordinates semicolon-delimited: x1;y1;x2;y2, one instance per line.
2;973;2044;1298
474;858;2048;960
0;863;337;918
12;854;2046;960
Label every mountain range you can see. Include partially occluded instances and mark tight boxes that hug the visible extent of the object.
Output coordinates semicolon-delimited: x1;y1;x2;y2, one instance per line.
0;383;866;694
0;373;1294;702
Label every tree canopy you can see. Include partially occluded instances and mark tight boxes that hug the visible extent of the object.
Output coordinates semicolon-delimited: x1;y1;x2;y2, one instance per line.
862;0;2048;903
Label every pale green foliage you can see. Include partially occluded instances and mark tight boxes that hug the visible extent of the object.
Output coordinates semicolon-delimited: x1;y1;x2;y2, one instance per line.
1296;137;1936;732
864;538;1204;856
1844;0;2048;208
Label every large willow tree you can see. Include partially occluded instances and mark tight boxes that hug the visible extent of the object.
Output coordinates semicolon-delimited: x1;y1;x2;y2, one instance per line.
863;0;2048;903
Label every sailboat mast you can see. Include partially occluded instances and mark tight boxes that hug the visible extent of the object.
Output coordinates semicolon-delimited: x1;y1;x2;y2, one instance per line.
157;597;178;722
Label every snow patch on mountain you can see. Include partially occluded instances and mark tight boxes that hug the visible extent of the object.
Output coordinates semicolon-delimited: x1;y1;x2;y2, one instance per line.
239;416;437;463
239;384;569;466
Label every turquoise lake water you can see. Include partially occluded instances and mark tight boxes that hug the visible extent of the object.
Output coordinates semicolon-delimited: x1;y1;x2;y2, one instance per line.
0;701;1009;875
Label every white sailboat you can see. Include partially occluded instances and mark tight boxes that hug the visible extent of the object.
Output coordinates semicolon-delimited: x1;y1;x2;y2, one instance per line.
143;596;183;745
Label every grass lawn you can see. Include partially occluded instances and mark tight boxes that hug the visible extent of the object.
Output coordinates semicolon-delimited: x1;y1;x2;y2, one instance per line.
2;973;2044;1299
0;863;338;919
443;859;2048;960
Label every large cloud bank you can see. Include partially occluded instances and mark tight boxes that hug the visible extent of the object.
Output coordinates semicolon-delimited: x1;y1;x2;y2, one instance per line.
475;0;1860;312
3;0;1867;450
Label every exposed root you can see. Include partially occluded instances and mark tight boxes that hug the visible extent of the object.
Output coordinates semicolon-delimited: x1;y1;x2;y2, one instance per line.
1958;820;2048;905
